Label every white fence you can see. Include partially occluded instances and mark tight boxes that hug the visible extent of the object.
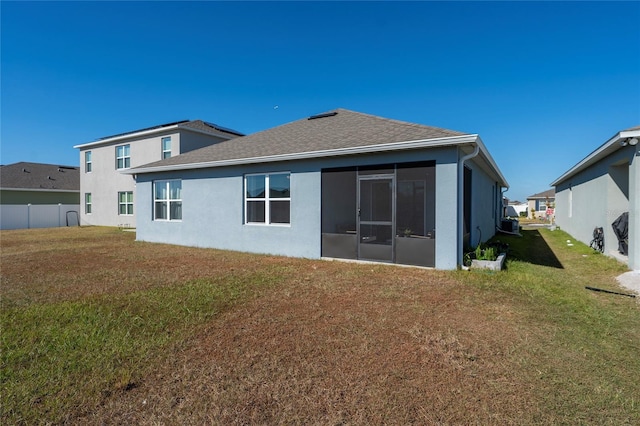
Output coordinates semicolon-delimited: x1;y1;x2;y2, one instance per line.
0;204;80;230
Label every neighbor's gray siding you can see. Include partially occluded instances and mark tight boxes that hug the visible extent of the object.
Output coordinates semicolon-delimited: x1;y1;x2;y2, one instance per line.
630;149;640;270
180;131;229;154
555;143;639;269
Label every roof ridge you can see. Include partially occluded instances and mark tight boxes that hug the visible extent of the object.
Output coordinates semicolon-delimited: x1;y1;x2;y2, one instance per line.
333;108;468;136
2;161;79;169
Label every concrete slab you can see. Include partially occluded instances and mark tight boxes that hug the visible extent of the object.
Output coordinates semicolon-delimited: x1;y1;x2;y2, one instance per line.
616;271;640;295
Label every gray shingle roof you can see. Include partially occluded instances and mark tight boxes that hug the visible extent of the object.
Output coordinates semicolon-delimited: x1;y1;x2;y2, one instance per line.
134;108;468;171
527;189;555;200
1;162;80;191
181;120;244;136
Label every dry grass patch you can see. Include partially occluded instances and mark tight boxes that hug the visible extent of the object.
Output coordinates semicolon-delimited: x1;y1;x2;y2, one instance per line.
2;226;639;425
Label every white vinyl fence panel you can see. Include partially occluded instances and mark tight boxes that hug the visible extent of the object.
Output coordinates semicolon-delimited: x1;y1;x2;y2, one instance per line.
0;204;80;230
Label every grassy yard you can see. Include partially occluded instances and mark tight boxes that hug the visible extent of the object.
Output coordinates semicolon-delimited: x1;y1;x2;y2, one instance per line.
1;226;639;424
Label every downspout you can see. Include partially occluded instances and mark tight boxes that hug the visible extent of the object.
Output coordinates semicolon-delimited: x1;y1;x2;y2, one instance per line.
500;187;509;228
457;143;480;267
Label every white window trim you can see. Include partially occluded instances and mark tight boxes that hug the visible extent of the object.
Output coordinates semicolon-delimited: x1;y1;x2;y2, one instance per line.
116;144;131;170
162;137;172;159
118;191;134;216
85;151;92;173
85;193;92;214
244;172;291;226
154;179;182;221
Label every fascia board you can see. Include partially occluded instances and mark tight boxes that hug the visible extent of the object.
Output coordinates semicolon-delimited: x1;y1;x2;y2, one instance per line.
124;134;481;175
73;124;238;150
473;136;509;188
0;187;79;193
73;125;182;149
550;128;640;187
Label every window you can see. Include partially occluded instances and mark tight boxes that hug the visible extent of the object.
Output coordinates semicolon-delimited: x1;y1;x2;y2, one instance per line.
154;180;182;221
538;200;547;211
568;188;573;218
245;172;290;225
162;137;172;159
85;151;92;173
116;144;130;169
118;191;133;215
85;193;92;214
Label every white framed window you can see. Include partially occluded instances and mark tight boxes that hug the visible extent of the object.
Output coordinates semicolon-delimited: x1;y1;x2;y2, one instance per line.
85;151;92;173
85;193;92;214
118;191;133;215
245;172;290;225
568;188;573;218
154;180;182;221
162;137;172;159
116;144;130;169
538;200;547;211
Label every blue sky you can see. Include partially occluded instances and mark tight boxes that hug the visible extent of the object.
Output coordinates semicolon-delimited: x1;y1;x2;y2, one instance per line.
2;1;639;201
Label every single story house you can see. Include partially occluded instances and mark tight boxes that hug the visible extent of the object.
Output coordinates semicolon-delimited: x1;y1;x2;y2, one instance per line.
551;125;639;270
1;162;80;229
127;109;509;270
527;189;555;219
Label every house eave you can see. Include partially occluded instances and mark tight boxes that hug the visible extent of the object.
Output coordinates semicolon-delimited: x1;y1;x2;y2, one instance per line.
73;123;237;150
125;134;488;175
0;187;79;193
551;128;640;187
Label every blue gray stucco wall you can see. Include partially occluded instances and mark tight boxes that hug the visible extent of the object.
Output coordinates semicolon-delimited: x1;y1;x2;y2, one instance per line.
554;144;639;270
135;147;502;270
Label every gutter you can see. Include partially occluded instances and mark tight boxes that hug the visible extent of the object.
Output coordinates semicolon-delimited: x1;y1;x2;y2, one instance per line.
0;187;79;193
125;134;481;175
457;143;480;267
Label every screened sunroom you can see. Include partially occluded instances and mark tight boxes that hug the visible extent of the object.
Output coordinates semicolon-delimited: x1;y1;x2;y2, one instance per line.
321;161;436;267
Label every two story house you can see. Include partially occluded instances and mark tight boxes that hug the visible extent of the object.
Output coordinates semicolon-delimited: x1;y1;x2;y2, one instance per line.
74;120;243;227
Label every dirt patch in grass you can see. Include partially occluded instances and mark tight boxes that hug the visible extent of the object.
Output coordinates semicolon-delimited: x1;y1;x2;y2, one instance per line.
3;227;639;425
0;227;290;307
79;263;539;424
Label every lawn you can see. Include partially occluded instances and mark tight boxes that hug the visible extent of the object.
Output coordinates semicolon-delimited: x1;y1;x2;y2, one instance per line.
1;226;639;424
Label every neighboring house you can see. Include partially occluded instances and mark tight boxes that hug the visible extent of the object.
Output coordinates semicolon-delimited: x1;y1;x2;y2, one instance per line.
127;109;508;270
73;120;243;227
0;162;80;229
505;199;528;217
527;189;555;219
552;126;639;271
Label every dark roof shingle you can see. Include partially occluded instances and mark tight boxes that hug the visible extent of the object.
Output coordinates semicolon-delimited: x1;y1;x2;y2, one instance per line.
1;162;80;191
527;189;555;199
135;108;468;170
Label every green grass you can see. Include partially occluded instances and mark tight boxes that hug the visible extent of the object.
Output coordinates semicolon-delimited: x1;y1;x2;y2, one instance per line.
457;227;639;422
1;226;639;424
1;270;282;423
